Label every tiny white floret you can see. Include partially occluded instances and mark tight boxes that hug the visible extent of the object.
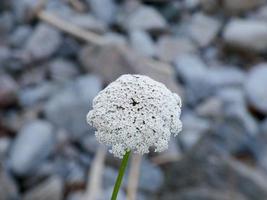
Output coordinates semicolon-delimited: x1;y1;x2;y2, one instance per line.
87;74;182;158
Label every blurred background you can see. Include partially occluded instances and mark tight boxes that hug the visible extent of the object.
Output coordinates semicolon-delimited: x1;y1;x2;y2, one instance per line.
1;0;267;199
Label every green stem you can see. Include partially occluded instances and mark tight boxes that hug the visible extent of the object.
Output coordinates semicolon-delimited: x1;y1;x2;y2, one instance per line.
111;150;131;200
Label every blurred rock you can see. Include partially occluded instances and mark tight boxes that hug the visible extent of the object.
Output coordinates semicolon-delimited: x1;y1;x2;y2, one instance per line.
66;192;83;200
223;0;264;14
12;0;40;21
0;12;14;38
9;120;55;176
19;82;59;106
103;186;126;200
103;32;127;46
0;137;11;159
217;87;245;105
44;75;102;139
0;74;18;107
123;6;167;31
223;19;267;52
196;97;223;118
245;64;267;115
103;167;124;189
80;134;100;154
25;23;62;61
0;167;19;200
200;0;219;13
48;58;80;82
9;25;32;47
185;0;200;9
87;0;117;24
188;13;221;47
22;176;63;200
129;30;155;57
157;36;196;62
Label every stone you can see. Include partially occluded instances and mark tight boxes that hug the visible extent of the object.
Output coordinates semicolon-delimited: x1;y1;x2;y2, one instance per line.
196;97;224;118
245;64;267;114
9;25;32;47
223;19;267;52
0;74;18;107
0;167;19;200
166;133;267;200
157;36;196;62
223;0;264;14
103;167;125;189
0;12;14;38
185;0;200;9
179;113;211;149
25;23;62;61
87;0;117;24
80;134;100;154
48;58;79;82
12;0;41;21
103;186;126;200
0;137;11;159
200;0;219;13
44;75;102;139
22;176;63;200
67;192;84;200
103;32;127;46
68;14;107;33
188;13;221;47
129;30;155;57
79;44;183;95
9;120;55;176
19;82;59;106
216;87;245;105
123;6;167;31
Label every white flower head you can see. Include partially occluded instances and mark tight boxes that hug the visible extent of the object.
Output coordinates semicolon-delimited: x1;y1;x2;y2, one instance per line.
87;74;182;158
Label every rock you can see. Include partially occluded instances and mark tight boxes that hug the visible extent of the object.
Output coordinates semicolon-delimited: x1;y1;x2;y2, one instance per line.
166;133;267;200
223;0;264;14
245;64;267;114
79;44;183;95
157;36;196;62
12;0;41;21
223;19;267;52
57;36;81;58
87;0;117;24
18;65;46;87
9;120;55;176
103;167;124;189
44;75;102;139
188;13;221;47
185;0;200;9
25;23;62;61
68;14;107;33
0;74;18;107
48;58;79;82
217;87;245;105
0;12;14;38
9;25;32;47
123;6;167;31
19;82;59;106
67;192;84;200
200;0;220;13
196;97;224;118
0;137;11;159
103;186;126;200
0;167;19;200
22;176;63;200
103;32;127;46
129;30;155;57
80;134;100;154
179;113;211;149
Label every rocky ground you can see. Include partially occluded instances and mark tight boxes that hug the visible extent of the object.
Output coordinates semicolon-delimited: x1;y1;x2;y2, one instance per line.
1;0;267;199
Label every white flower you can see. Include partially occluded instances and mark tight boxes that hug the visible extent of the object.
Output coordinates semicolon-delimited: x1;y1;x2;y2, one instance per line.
87;74;182;158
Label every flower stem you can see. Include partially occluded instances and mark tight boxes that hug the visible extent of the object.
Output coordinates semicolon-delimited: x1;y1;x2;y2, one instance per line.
111;150;131;200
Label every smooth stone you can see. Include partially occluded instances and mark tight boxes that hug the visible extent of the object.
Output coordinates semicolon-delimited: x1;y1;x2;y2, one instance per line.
245;64;267;114
129;30;155;57
25;23;62;61
223;0;264;14
0;167;19;200
223;19;267;52
9;120;55;176
188;13;221;47
0;137;11;159
0;74;18;107
9;25;32;47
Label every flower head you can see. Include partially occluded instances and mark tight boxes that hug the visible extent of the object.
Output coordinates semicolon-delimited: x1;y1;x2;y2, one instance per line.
87;74;182;158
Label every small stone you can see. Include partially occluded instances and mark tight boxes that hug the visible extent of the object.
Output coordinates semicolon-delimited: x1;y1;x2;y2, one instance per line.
22;176;63;200
44;75;102;139
25;23;62;61
87;0;117;24
0;12;14;38
9;25;32;47
12;0;41;21
245;64;267;114
185;0;200;9
223;19;267;52
157;36;196;62
196;97;223;118
0;167;19;200
103;32;127;46
0;74;18;107
48;58;79;82
67;192;84;200
188;13;221;47
69;14;107;33
200;0;219;13
0;137;11;159
9;120;55;176
129;30;155;57
223;0;264;14
124;6;167;31
217;87;245;105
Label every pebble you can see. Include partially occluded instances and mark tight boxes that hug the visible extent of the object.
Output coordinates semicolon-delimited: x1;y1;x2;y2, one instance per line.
129;30;155;57
223;19;267;52
188;13;221;47
22;176;63;200
223;0;264;14
245;64;267;114
157;36;196;62
0;167;19;200
0;137;11;159
25;23;62;61
44;75;102;139
0;74;18;107
9;25;32;47
87;0;117;24
9;120;55;176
